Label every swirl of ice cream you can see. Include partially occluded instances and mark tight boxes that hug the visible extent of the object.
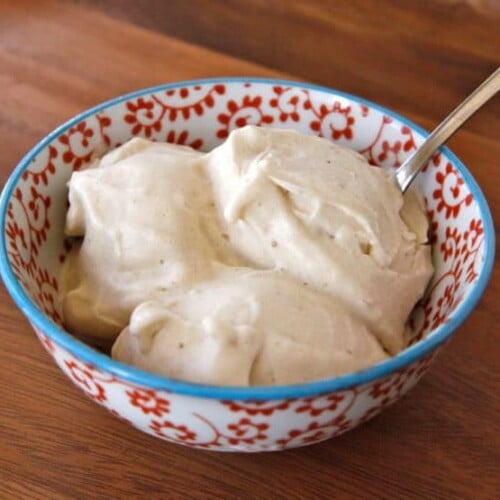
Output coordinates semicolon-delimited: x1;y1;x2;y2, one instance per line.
112;269;388;386
204;126;432;355
59;138;243;344
59;126;433;384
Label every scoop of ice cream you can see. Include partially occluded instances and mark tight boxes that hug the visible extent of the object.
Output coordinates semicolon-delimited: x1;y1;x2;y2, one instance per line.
112;269;388;386
60;127;433;385
205;126;433;354
59;138;242;344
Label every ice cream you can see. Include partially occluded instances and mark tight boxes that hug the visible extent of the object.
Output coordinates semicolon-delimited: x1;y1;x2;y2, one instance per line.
59;126;433;385
112;269;388;386
204;126;432;354
59;138;244;344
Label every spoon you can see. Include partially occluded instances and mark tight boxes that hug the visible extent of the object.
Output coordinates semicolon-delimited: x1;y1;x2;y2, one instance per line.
394;66;500;192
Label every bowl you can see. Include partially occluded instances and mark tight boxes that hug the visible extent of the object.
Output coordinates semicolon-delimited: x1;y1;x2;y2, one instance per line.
0;78;494;452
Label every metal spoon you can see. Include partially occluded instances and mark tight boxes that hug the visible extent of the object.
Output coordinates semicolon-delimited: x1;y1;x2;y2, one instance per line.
394;66;500;192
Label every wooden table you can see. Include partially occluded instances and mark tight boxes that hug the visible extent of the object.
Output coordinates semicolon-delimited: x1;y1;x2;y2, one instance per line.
1;1;498;498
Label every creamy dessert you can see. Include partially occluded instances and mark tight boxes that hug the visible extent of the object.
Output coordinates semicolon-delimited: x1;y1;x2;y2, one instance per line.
205;127;431;355
59;126;433;385
59;139;244;343
112;269;388;386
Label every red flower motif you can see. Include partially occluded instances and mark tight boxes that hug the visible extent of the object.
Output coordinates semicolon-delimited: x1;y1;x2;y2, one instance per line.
440;282;455;309
368;370;408;400
226;418;268;445
124;98;162;138
5;220;29;258
431;276;460;330
64;360;107;402
358;115;393;165
269;86;306;122
22;145;57;186
362;368;418;421
375;125;416;167
400;125;416;153
35;267;61;323
466;261;479;284
6;193;39;277
418;256;465;336
125;85;225;136
329;414;351;432
377;139;403;166
462;218;484;254
276;415;351;447
150;419;197;443
59;121;95;170
295;394;345;416
5;185;51;274
433;162;473;219
27;186;51;246
96;113;112;147
162;84;225;120
310;101;355;141
440;226;462;262
300;429;329;444
126;389;170;417
369;381;393;400
217;95;274;139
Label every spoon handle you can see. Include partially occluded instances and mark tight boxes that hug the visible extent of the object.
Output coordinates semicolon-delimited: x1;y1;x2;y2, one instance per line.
394;66;500;192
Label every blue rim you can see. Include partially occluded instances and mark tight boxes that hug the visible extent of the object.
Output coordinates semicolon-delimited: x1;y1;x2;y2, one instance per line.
0;77;495;400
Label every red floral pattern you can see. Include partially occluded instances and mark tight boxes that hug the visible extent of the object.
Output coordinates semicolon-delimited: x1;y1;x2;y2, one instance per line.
217;95;274;138
3;81;489;451
125;98;162;138
295;393;349;416
310;101;356;140
226;418;269;445
35;268;61;322
22;145;57;185
64;360;107;402
376;125;416;167
433;162;473;219
127;388;170;417
124;84;225;139
6;188;49;279
59;122;95;170
276;414;352;448
269;86;308;123
39;336;441;451
150;420;198;443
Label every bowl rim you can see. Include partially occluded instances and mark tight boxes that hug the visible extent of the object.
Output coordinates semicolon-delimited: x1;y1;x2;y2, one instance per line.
0;77;495;400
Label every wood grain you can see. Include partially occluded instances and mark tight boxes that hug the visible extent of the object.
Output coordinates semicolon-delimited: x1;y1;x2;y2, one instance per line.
71;0;500;140
0;1;498;498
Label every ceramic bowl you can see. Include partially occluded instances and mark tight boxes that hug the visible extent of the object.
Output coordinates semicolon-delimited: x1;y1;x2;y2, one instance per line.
0;78;494;452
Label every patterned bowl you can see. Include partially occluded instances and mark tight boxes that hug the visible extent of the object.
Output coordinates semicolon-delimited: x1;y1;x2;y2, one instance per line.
0;78;494;452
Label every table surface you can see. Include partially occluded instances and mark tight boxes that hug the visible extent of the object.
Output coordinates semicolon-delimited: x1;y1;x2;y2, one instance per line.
1;1;499;498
